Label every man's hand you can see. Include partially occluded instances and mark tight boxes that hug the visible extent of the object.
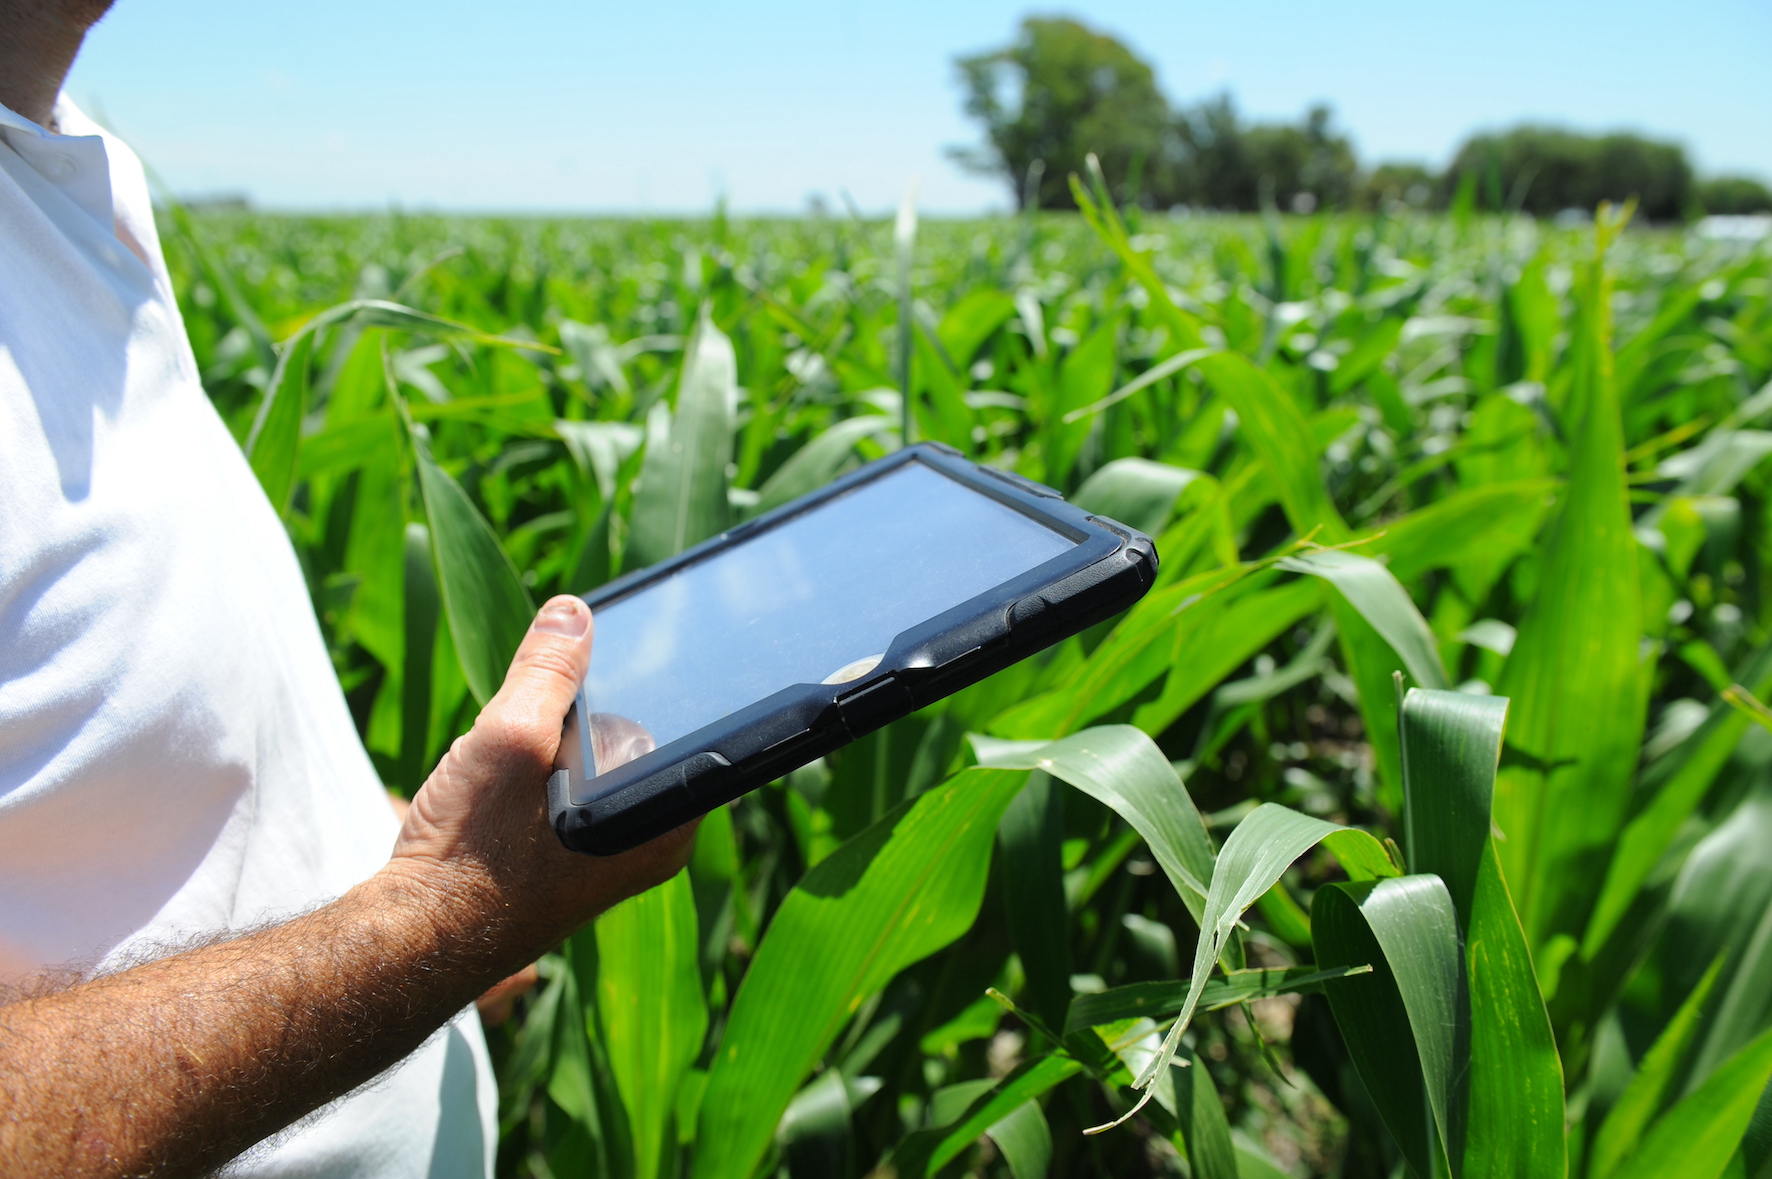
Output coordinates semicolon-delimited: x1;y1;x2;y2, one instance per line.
387;594;696;972
383;793;540;1024
0;596;695;1178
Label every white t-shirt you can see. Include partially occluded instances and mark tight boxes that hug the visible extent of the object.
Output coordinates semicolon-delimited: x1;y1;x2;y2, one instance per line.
0;98;497;1177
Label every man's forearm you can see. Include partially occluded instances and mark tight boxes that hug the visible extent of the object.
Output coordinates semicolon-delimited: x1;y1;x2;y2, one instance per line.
0;865;506;1178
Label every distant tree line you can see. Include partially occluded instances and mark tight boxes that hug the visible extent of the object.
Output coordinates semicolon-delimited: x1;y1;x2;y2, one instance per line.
951;16;1771;221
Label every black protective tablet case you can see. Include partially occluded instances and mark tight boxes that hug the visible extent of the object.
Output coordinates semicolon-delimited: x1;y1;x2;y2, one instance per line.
549;442;1158;855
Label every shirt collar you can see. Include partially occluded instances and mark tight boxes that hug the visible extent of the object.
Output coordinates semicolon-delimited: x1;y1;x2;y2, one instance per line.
0;100;54;138
0;95;116;230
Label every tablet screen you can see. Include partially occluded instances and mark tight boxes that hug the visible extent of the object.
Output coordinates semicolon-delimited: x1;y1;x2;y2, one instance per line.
579;459;1076;773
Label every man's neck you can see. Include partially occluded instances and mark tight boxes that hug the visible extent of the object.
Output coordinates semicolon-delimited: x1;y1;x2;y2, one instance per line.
0;1;114;129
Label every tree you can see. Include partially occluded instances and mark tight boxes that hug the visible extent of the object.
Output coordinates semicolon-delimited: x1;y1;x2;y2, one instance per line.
1244;104;1359;211
950;17;1172;210
1698;176;1772;215
1168;93;1248;210
1443;126;1694;221
1362;161;1437;209
1169;95;1358;212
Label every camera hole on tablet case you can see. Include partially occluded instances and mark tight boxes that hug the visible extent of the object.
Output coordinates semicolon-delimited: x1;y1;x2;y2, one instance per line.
822;654;884;685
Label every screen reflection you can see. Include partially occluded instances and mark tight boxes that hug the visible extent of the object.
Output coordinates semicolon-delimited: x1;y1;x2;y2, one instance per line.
580;460;1075;774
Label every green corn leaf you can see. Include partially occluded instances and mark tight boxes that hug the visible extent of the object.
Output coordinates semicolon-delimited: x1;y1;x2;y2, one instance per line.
1069;174;1345;542
1679;808;1772;1085
1282;549;1447;806
297;411;401;482
1095;1020;1237;1178
1493;218;1646;953
1739;1083;1772;1179
1312;876;1460;1178
1129;576;1324;737
983;1098;1053;1179
1463;842;1565;1179
890;1055;1083;1178
1642;787;1772;1104
302;296;558;353
1068;170;1199;349
547;959;597;1126
1063;347;1215;426
413;434;535;706
1311;407;1363;452
1193;622;1336;765
397;522;439;791
928;1078;997;1127
1614;260;1754;404
1363;477;1558;583
323;328;390;424
1335;600;1417;813
166;202;275;368
749;414;895;516
344;441;406;675
986;562;1269;738
499;957;564;1134
1400;690;1509;923
1172;1045;1239;1179
1207;620;1335;712
776;1067;853;1179
1610;1028;1772;1179
1234;1144;1296;1179
997;770;1072;1033
1645;431;1772;525
559;320;634;396
1048;314;1121;485
244;330;312;517
1117;802;1402;1127
1330;316;1405;396
1280;551;1447;692
1584;640;1772;957
676;1068;708;1149
692;767;1029;1179
1147;479;1238;583
1399;687;1564;1179
565;500;615;595
1353;877;1467;1165
249;296;555;510
1062;965;1376;1034
913;321;976;447
1590;956;1728;1179
971;725;1217;924
627;307;736;570
938;287;1019;368
549;944;622;1174
556;419;645;506
1071;457;1205;538
1196;351;1350;543
594;868;706;1179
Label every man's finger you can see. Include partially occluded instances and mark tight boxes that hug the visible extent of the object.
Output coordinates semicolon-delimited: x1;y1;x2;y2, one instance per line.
503;595;594;702
471;596;594;777
496;595;594;711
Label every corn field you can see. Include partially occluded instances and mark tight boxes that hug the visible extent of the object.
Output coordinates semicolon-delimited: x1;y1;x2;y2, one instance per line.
163;179;1772;1179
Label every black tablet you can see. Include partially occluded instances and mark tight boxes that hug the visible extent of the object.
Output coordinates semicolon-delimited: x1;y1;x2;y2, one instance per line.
548;442;1157;854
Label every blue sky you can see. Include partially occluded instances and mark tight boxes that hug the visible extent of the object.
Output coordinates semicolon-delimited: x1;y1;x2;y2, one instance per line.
65;0;1771;214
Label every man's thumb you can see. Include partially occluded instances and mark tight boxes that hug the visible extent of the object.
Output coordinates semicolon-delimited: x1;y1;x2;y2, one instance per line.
480;596;595;766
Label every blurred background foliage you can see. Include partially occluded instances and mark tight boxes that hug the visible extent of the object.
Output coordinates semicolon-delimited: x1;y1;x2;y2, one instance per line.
951;16;1771;220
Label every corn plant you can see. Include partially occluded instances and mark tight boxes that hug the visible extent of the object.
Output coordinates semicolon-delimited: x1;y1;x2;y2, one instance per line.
162;177;1772;1179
